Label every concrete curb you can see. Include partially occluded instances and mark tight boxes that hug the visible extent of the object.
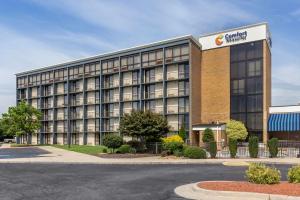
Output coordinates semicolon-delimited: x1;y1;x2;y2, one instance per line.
0;146;299;165
0;159;299;165
174;181;300;200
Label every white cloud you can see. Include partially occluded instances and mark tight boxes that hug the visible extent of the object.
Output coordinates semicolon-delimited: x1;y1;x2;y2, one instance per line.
32;0;257;37
0;25;73;114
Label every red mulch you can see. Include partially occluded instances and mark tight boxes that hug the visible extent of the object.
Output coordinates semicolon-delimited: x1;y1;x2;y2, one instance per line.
198;181;300;197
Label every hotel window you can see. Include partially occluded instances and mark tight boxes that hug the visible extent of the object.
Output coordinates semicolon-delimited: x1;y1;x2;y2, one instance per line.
28;74;41;86
145;68;155;83
132;101;139;111
17;77;28;88
132;86;139;100
102;58;119;74
178;64;189;79
247;42;263;60
179;114;189;131
145;100;156;112
69;66;84;79
231;79;245;94
41;71;54;84
247;78;262;94
248;60;262;77
231;96;246;113
132;71;139;85
179;98;189;113
247;95;262;112
231;62;246;79
54;69;68;81
145;84;155;99
85;62;100;76
142;49;163;67
247;113;263;130
165;45;189;63
121;54;140;71
179;81;189;96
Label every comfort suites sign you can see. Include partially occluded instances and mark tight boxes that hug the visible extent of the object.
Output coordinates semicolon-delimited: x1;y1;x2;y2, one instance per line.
198;23;271;50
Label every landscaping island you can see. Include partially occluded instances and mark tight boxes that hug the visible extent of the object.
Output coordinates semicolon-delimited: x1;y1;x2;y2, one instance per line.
198;181;300;197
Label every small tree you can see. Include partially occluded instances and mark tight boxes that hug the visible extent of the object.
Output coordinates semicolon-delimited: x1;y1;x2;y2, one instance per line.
1;101;42;144
119;110;169;143
202;128;215;143
209;141;217;158
178;123;186;141
229;138;237;158
226;120;248;141
268;138;279;158
249;136;259;158
103;134;123;153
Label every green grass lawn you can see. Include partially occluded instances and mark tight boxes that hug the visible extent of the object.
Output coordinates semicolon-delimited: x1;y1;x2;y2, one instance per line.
53;145;107;155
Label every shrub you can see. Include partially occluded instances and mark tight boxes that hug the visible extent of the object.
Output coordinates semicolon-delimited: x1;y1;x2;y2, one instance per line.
249;136;259;158
245;163;281;184
103;134;123;153
163;142;183;154
288;165;300;183
102;148;107;153
202;128;215;143
162;135;184;143
174;149;183;157
209;141;217;158
127;140;145;153
118;144;131;154
268;138;278;158
162;135;184;154
229;138;237;158
226;120;248;141
183;146;207;159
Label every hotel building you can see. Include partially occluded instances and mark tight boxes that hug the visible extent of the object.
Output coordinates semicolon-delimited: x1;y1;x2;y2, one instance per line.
15;22;271;145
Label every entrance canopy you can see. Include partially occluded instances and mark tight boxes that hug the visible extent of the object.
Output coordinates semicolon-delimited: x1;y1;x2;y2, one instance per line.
268;113;300;132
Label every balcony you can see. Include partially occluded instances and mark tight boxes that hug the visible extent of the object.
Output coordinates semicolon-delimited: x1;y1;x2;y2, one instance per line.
123;95;132;101
87;98;95;104
167;89;178;97
87;112;95;118
87;127;95;132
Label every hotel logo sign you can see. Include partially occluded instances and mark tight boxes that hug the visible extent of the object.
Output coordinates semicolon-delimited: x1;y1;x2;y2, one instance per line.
215;31;247;46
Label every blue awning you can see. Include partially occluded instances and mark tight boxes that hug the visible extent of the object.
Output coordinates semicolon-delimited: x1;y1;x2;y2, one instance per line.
268;113;300;132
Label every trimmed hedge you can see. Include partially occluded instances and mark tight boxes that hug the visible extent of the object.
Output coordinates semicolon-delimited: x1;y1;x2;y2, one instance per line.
183;146;207;159
249;136;259;158
209;141;217;158
229;139;237;158
268;138;278;158
245;163;281;184
288;165;300;183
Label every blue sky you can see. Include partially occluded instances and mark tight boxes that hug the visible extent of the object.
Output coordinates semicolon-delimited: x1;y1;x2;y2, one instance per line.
0;0;300;113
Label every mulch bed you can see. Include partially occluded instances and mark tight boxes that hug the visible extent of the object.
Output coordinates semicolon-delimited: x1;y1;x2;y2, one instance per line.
97;153;157;159
198;181;300;196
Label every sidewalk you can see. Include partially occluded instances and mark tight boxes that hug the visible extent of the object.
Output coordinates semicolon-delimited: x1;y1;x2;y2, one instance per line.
0;145;299;165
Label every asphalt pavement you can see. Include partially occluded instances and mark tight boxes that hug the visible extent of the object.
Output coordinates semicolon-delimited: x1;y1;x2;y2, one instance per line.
0;163;291;200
